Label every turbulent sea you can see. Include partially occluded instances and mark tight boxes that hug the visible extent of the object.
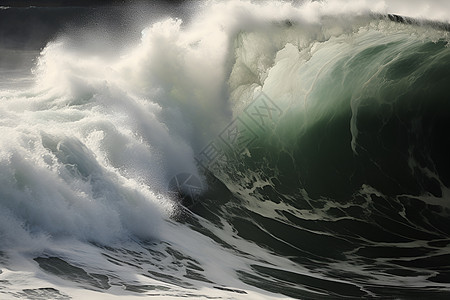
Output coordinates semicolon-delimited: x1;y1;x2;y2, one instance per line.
1;1;450;299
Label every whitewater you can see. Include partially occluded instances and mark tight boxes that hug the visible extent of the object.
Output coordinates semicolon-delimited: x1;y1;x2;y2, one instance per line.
1;0;450;299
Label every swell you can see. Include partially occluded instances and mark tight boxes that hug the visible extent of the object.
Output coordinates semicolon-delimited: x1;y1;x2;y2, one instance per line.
222;14;450;200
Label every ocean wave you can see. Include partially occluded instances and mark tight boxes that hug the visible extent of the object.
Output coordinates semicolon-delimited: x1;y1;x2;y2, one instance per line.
1;1;450;299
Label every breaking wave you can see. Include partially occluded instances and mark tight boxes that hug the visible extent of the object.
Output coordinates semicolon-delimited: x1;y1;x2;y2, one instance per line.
1;1;450;299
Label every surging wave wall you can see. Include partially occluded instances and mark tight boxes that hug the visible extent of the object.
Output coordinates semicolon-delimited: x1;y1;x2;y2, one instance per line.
1;1;450;299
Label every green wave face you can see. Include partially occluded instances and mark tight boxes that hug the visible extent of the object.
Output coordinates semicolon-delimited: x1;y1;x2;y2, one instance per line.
208;18;450;202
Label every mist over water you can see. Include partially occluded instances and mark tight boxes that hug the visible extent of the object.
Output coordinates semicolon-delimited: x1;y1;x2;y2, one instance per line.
1;1;450;299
